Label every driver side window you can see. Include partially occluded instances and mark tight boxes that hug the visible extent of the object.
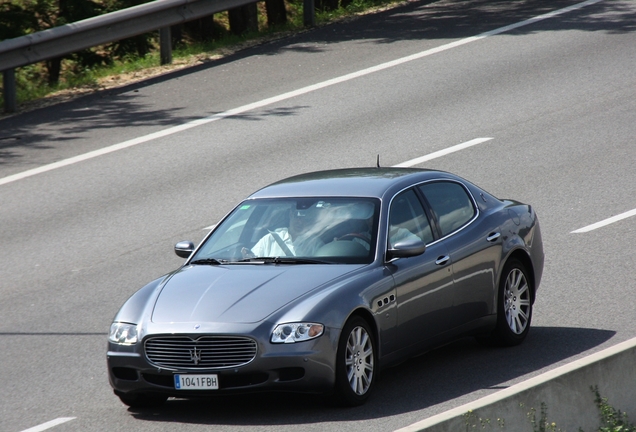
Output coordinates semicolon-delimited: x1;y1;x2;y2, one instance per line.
388;190;433;247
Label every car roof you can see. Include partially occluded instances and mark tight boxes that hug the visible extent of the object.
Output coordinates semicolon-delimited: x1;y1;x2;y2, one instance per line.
248;168;462;200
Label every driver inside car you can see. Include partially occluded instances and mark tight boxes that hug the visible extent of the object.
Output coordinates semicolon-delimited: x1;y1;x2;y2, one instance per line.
244;206;325;258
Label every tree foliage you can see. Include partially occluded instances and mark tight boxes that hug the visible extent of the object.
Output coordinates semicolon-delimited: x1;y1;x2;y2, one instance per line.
0;2;38;40
1;0;109;84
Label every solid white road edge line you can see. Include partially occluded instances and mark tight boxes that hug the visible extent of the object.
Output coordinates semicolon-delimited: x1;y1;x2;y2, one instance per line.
571;208;636;233
0;0;602;187
393;337;636;432
392;138;493;168
20;417;76;432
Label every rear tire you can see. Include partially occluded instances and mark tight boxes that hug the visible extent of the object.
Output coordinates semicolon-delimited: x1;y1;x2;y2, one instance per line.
479;259;532;347
333;316;376;407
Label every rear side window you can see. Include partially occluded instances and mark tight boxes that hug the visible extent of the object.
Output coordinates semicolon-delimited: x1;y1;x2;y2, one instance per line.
418;182;476;237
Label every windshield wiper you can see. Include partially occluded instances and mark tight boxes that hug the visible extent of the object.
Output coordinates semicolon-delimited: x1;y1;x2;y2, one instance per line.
190;258;224;265
236;257;329;264
272;257;329;264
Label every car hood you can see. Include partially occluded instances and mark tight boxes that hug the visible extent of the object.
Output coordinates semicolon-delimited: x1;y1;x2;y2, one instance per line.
151;264;360;324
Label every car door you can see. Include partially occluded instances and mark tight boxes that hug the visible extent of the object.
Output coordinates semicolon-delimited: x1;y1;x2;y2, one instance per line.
418;181;501;329
388;189;455;352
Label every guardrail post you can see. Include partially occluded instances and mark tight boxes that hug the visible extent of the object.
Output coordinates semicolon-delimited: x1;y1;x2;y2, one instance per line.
304;0;315;26
2;69;17;114
159;27;172;65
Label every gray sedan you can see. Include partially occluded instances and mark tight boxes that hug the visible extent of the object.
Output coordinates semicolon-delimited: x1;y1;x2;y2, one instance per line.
107;167;544;407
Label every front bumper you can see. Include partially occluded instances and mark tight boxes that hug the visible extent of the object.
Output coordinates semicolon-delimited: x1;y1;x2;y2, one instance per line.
107;333;336;398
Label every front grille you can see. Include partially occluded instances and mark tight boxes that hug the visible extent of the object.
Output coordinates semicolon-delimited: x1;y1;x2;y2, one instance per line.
145;336;257;370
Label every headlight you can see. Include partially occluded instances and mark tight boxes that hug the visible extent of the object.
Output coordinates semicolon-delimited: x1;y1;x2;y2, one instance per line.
109;322;139;345
271;323;324;344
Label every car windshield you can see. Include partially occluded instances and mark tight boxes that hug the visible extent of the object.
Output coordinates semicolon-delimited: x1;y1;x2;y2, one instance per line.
192;197;380;264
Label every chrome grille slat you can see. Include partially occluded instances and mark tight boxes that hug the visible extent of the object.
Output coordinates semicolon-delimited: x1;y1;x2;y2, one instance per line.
145;336;257;369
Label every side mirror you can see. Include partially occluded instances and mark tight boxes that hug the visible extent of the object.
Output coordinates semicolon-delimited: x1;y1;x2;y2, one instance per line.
175;241;195;259
386;239;426;262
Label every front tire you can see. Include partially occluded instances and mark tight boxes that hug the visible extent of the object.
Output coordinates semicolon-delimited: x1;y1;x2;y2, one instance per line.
334;316;376;406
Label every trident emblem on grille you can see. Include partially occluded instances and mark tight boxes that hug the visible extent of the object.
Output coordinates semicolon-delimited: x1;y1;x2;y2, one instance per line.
189;348;201;365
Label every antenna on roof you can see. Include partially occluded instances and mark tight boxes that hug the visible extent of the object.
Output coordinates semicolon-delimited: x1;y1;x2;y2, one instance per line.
376;154;381;168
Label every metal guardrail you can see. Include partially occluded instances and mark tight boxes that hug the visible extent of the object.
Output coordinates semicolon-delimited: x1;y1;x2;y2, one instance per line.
0;0;316;114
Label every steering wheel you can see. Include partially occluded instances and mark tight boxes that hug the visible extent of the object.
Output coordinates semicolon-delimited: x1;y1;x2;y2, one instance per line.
337;233;371;245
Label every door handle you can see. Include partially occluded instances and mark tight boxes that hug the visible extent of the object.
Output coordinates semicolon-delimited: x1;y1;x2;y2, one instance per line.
486;232;501;242
435;256;450;266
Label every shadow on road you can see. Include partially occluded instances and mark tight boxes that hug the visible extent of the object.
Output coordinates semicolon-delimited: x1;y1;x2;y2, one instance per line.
0;0;634;169
127;326;615;425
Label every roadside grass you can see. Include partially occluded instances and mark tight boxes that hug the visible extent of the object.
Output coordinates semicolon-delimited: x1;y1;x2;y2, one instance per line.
0;0;404;112
462;387;636;432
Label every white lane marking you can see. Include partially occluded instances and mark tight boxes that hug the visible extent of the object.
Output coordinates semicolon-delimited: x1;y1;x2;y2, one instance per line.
572;208;636;233
0;0;602;188
392;138;493;167
20;418;76;432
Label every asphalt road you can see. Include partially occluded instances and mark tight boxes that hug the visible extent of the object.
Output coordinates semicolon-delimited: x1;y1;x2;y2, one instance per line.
1;0;636;430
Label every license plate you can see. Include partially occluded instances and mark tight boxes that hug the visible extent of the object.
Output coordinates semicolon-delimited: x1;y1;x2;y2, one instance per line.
174;374;219;390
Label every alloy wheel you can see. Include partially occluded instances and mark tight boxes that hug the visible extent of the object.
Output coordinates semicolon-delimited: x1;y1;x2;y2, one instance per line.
504;268;531;334
345;325;374;395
